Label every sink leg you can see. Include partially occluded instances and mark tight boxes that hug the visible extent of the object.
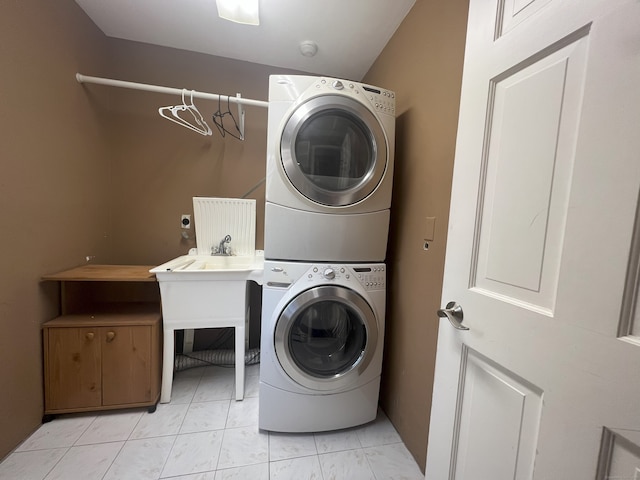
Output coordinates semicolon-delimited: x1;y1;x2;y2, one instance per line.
161;328;175;403
235;323;245;401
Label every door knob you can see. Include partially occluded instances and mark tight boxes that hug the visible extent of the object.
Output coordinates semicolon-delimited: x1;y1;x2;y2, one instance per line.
437;301;469;331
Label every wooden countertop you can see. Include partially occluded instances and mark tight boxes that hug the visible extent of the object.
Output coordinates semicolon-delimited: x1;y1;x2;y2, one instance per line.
42;264;156;282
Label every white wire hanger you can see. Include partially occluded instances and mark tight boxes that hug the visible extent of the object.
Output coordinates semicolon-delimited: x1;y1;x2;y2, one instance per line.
158;89;212;136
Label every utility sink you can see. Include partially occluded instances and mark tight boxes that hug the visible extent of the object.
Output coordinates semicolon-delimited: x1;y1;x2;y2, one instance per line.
151;251;264;281
187;255;259;271
149;250;264;404
149;250;264;326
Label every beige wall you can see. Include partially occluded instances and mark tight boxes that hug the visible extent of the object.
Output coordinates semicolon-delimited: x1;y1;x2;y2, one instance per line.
364;0;469;470
0;0;112;458
101;40;301;265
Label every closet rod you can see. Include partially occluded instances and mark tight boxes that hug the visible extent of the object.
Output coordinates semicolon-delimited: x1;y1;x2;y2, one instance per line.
75;73;269;109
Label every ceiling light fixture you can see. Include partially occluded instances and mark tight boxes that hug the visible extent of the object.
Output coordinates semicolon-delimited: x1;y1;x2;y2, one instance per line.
216;0;260;26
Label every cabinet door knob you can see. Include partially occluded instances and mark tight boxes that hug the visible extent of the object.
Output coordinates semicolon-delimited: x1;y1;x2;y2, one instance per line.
106;331;116;342
85;332;94;340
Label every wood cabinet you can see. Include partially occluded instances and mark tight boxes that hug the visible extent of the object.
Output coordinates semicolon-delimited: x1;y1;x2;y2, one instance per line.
42;265;161;418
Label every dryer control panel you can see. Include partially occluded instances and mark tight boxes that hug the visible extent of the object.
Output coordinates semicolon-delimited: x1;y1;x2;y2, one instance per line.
314;77;396;117
303;264;386;291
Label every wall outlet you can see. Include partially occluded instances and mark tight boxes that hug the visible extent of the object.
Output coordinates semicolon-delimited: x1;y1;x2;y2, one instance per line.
181;214;191;229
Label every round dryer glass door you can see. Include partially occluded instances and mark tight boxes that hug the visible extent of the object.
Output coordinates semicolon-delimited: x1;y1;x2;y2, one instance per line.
280;95;387;206
274;285;379;391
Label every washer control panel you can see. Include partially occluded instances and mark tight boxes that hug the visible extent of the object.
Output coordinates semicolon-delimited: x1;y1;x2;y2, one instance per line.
314;77;395;117
304;264;386;291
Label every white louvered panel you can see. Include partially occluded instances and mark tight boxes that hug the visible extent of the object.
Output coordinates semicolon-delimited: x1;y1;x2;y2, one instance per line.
193;197;256;256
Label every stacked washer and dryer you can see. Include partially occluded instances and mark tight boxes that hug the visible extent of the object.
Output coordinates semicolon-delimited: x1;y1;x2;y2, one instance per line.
259;75;395;432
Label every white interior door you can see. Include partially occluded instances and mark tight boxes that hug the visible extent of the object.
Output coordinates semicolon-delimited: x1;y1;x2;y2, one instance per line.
426;0;640;478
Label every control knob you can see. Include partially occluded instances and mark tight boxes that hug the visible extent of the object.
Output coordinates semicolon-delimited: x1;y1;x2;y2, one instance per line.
332;80;344;90
323;268;336;280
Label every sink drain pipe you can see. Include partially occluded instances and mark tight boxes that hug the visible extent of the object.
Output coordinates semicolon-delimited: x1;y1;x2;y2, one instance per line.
174;348;260;371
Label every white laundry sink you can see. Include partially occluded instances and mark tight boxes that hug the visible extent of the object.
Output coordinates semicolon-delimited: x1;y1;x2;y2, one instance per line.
186;255;259;271
150;251;264;404
150;251;264;326
152;251;264;278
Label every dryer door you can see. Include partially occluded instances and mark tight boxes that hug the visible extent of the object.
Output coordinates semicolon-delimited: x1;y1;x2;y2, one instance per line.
274;285;379;391
280;95;387;207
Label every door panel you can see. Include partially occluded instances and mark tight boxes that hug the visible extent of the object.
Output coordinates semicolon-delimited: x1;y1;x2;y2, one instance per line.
473;35;588;313
452;346;542;479
426;0;640;478
496;0;552;38
46;327;101;410
102;326;152;405
596;429;640;480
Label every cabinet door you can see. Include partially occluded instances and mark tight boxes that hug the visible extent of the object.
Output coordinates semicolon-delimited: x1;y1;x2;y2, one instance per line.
101;325;153;406
46;328;101;410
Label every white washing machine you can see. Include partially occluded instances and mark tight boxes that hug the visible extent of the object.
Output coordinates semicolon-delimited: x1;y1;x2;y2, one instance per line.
259;260;386;432
265;75;396;262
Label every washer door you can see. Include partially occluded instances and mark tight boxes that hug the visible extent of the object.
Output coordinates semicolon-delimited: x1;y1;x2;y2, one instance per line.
280;95;387;207
274;285;379;391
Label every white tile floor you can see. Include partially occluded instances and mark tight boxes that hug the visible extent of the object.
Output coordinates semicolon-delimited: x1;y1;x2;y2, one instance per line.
0;364;424;480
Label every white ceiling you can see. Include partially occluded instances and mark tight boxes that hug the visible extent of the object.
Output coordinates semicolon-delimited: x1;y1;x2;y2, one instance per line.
74;0;416;81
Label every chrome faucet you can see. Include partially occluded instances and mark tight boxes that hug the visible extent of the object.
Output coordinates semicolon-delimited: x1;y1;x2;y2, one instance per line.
211;234;232;256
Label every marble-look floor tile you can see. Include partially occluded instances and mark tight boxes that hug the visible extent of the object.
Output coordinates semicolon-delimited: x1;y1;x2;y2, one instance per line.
193;372;235;403
17;415;95;451
103;436;175;480
166;472;215;480
245;364;260;378
161;430;223;478
319;449;376;480
213;462;269;480
314;429;362;454
363;443;423;480
75;410;143;445
270;455;323;480
354;409;401;448
217;427;268;469
244;374;260;398
129;403;189;439
44;442;123;480
269;432;317;462
170;375;203;405
180;400;230;434
225;397;259;429
0;448;67;480
0;364;424;480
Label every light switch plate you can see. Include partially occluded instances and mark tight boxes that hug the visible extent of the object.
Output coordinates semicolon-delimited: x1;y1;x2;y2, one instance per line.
424;216;436;241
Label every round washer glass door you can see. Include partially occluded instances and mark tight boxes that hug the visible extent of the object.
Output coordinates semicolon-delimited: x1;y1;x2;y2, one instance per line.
274;285;379;391
280;95;387;206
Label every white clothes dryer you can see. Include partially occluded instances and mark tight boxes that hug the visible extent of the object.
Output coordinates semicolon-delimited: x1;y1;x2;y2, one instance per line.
265;75;396;262
259;260;386;432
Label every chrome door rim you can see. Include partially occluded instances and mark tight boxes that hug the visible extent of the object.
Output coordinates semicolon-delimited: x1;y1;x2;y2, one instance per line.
274;285;379;391
280;95;387;206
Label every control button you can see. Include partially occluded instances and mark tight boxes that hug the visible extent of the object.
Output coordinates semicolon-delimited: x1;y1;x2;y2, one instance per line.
271;267;283;272
323;268;336;280
349;83;354;88
345;274;350;279
340;268;345;273
332;80;344;90
313;267;318;273
308;274;312;278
